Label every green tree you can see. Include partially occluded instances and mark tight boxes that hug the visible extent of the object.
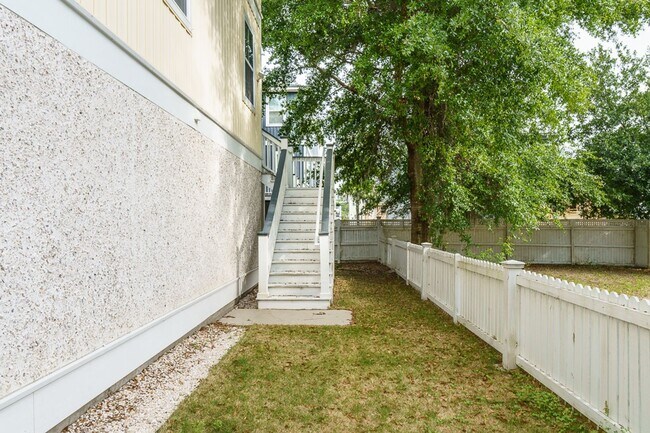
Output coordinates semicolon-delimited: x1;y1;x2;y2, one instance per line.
263;0;648;244
576;47;650;219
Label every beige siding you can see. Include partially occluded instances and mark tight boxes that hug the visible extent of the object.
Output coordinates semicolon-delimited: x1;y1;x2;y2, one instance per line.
76;0;262;155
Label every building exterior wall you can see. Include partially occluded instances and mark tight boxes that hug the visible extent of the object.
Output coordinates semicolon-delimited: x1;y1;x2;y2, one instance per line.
0;2;261;427
262;90;298;139
74;0;263;156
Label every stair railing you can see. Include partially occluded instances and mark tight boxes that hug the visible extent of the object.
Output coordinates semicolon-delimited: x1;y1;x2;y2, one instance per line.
261;131;282;201
319;145;335;300
292;155;322;188
314;151;326;244
262;131;281;174
258;144;291;299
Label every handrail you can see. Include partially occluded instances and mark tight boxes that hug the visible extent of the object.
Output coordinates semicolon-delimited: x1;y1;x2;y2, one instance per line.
314;151;326;243
262;129;282;146
260;149;287;235
262;132;281;174
319;146;334;235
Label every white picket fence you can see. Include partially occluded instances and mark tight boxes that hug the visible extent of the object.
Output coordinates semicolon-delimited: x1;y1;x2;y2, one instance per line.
384;238;650;433
337;219;650;268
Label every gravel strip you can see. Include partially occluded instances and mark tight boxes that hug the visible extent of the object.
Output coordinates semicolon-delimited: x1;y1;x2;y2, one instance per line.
236;286;258;309
64;323;243;433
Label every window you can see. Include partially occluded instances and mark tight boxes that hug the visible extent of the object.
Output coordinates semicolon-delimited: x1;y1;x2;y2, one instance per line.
244;20;255;106
172;0;188;15
266;97;284;126
165;0;191;31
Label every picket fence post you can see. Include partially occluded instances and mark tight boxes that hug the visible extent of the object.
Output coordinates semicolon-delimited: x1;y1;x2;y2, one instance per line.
406;242;411;285
421;243;432;300
501;259;525;370
453;253;461;324
387;237;393;268
335;219;342;263
647;220;650;268
376;216;382;263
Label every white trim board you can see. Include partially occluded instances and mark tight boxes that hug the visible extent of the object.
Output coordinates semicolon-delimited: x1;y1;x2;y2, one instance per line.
0;0;261;172
0;268;258;433
246;0;262;27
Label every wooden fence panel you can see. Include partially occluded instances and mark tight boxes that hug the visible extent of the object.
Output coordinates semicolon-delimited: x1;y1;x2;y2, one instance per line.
378;238;388;264
516;272;650;432
337;219;649;268
425;249;456;316
457;257;506;352
634;221;650;267
383;238;650;432
571;221;635;265
337;221;379;261
512;224;572;264
407;244;423;290
392;240;408;279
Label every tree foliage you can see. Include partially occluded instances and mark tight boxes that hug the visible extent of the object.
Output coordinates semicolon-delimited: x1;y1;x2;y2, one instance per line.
263;0;649;244
576;47;650;219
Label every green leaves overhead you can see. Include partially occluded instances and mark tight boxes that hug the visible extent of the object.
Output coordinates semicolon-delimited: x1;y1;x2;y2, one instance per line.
263;0;649;244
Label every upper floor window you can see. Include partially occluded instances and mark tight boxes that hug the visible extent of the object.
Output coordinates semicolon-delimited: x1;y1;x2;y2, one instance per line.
172;0;188;15
244;20;255;106
266;97;284;126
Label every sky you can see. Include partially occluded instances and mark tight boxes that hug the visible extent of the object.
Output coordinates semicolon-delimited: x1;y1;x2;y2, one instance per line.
573;25;650;55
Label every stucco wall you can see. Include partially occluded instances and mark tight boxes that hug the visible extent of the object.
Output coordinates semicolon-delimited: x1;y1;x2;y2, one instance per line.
0;5;261;397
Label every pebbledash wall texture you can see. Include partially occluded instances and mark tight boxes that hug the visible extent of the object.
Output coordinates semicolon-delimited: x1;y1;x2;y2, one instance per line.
0;4;261;398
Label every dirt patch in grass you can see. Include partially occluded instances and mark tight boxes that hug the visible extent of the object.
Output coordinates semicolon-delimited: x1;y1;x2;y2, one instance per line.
526;264;650;300
160;262;598;433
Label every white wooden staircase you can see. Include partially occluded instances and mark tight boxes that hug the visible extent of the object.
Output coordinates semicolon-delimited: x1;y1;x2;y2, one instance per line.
258;146;335;309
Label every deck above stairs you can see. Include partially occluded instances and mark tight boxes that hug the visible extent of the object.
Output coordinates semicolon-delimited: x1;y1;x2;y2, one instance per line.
257;147;335;309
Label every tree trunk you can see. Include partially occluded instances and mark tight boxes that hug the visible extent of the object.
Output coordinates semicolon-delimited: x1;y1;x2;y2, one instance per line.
407;142;430;244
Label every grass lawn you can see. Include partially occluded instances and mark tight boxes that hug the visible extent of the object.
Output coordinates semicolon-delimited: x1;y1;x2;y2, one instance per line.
526;264;650;300
161;262;596;433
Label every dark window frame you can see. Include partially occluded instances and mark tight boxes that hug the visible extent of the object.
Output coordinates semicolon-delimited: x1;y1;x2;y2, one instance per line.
244;19;255;107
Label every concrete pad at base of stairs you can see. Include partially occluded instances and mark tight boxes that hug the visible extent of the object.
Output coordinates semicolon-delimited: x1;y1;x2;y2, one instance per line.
219;309;352;326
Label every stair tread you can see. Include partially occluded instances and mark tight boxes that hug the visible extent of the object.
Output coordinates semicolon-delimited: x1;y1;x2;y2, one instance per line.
279;221;317;223
268;281;320;289
272;260;319;264
278;227;314;229
270;270;320;275
269;269;320;276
